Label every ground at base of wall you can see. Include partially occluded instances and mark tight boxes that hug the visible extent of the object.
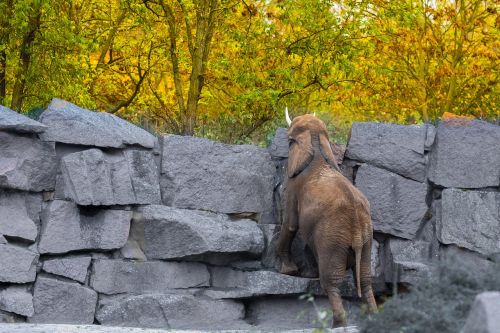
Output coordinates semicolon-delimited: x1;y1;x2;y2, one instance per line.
0;324;359;333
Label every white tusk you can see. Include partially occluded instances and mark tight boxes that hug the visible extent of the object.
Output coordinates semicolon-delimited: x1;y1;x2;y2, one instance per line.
313;112;316;117
285;107;292;127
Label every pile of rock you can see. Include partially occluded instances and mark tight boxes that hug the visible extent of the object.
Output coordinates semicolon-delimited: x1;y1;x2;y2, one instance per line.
1;98;498;330
0;99;341;329
341;119;500;289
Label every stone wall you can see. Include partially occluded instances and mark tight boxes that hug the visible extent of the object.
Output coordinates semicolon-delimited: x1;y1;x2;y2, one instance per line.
0;99;499;329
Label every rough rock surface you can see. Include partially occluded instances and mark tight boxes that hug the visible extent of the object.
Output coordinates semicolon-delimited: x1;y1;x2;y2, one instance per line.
119;239;147;261
0;311;23;323
207;268;313;298
160;135;274;219
0;285;34;317
56;149;160;206
96;293;246;329
370;239;383;279
462;291;500;333
90;260;210;295
267;127;289;158
139;205;264;261
247;296;361;328
38;200;131;254
39;98;157;148
440;245;493;275
428;119;500;188
0;244;38;283
42;256;91;283
260;224;281;270
438;189;500;255
0;132;57;192
345;122;427;181
0;324;359;333
29;276;97;324
355;164;428;239
0;190;41;242
0;106;47;133
424;124;436;150
384;238;431;285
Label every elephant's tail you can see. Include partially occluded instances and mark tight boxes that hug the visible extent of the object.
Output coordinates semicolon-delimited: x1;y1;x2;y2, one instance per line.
354;245;362;298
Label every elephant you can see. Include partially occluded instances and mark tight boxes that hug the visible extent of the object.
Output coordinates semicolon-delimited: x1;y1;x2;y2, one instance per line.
276;109;378;327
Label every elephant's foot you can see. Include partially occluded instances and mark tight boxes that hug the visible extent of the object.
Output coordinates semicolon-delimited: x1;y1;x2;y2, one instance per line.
332;312;347;328
280;261;299;276
332;320;347;329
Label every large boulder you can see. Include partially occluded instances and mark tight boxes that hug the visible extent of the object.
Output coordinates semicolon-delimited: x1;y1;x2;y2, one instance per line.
96;293;246;329
345;122;428;181
0;132;57;192
206;268;314;298
160;135;275;220
0;285;34;317
0;106;47;133
56;149;160;206
438;189;500;256
462;291;500;333
384;238;431;286
428;119;500;188
0;190;41;242
28;276;97;324
39;98;157;149
90;259;210;295
267;127;289;159
42;256;91;283
138;205;264;262
38;200;131;254
355;164;428;239
0;244;38;283
246;296;361;329
440;245;494;275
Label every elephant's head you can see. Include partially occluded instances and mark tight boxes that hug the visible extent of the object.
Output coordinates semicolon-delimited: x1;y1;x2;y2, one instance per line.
285;108;338;178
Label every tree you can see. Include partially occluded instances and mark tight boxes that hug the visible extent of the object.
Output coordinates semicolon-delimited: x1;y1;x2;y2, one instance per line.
344;0;499;123
0;0;497;144
140;0;223;135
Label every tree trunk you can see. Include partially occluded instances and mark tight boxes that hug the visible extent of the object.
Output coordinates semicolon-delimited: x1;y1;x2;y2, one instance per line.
161;0;187;133
0;51;6;103
184;0;217;135
11;7;41;111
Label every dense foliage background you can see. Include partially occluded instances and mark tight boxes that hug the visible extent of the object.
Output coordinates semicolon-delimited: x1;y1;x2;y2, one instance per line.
0;0;498;143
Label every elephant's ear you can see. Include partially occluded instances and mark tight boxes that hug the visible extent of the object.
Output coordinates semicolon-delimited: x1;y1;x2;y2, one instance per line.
319;132;340;171
288;131;314;178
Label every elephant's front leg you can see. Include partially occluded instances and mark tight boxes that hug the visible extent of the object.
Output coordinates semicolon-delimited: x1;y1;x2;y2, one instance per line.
276;223;299;275
276;196;299;275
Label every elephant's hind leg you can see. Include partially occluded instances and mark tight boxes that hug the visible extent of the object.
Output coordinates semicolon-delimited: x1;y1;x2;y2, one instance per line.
318;247;349;328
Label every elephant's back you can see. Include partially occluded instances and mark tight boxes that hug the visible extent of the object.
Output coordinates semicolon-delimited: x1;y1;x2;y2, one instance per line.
298;167;372;245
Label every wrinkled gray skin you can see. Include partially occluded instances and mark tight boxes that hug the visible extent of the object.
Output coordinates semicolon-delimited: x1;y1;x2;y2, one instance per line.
276;114;378;327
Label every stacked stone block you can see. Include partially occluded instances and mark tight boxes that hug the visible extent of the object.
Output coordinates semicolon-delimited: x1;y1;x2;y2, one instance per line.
0;99;336;329
1;99;498;330
342;119;500;290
